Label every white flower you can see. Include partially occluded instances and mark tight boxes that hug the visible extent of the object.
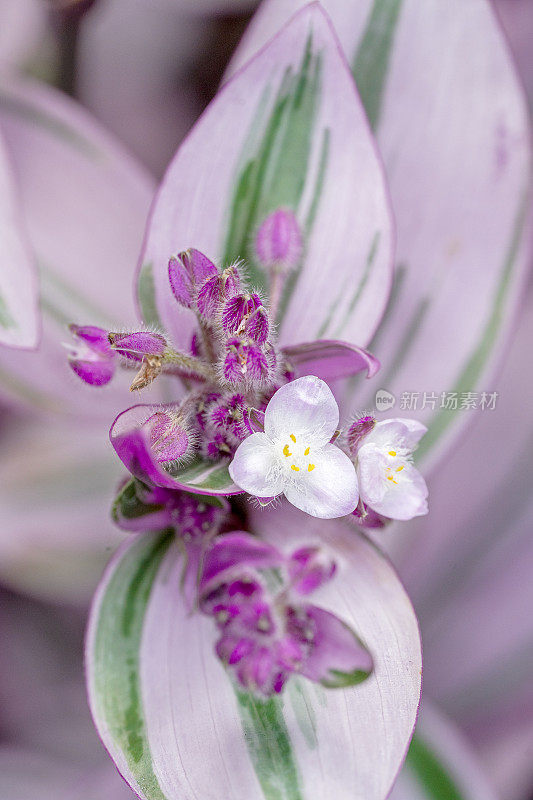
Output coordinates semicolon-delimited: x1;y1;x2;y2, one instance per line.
356;419;429;521
229;376;359;519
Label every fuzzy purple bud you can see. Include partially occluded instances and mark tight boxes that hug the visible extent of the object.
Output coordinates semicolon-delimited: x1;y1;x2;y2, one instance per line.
169;248;218;309
144;411;190;463
347;415;376;455
109;330;167;358
67;324;115;386
221;294;249;333
197;265;241;319
245;344;268;381
255;208;303;274
245;307;269;345
223;340;269;385
206;433;232;459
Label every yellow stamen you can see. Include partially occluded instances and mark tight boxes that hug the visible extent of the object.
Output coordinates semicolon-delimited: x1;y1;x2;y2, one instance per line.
387;475;398;483
308;464;315;472
290;433;297;443
304;446;310;455
283;444;292;457
291;464;300;472
396;465;404;472
389;450;397;457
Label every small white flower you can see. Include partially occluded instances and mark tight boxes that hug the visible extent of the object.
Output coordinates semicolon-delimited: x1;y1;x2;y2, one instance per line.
356;418;428;520
229;376;359;519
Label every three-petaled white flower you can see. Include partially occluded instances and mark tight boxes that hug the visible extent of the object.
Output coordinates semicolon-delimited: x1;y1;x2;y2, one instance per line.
229;376;359;519
356;418;428;520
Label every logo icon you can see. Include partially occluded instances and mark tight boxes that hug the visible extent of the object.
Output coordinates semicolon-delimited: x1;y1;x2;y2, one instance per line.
374;389;396;412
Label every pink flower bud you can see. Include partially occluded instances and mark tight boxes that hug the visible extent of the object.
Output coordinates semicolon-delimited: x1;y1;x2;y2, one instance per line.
197;265;241;319
168;249;217;309
109;330;167;359
255;208;303;274
245;307;269;345
144;411;191;463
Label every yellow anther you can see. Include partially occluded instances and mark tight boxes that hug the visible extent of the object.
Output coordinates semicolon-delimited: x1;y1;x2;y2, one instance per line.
290;434;297;443
387;475;398;483
308;464;315;472
396;465;404;472
388;450;397;457
283;444;292;457
291;464;300;472
304;447;310;455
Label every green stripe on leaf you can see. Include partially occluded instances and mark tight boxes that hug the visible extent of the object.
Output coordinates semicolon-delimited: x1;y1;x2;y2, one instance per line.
223;34;324;310
236;689;304;800
406;735;465;800
90;532;173;800
352;0;404;130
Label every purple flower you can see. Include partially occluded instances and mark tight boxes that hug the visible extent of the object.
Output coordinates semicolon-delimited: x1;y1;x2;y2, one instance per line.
67;324;115;387
199;532;372;696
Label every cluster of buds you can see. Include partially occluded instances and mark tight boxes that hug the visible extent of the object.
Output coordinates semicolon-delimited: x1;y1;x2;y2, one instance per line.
199;533;371;696
195;391;253;460
170;249;277;388
220;287;273;386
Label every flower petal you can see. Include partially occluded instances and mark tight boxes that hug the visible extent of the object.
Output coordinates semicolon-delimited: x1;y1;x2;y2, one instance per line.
282;339;380;381
139;3;394;352
301;605;372;687
364;418;427;452
228;432;285;498
284;443;359;519
264;375;339;445
230;0;531;470
357;445;428;521
86;510;421;800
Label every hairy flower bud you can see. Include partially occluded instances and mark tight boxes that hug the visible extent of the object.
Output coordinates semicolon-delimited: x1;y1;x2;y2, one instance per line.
144;410;191;463
222;339;269;385
197;265;241;319
255;208;303;275
245;306;269;345
168;248;217;309
108;330;167;359
221;292;262;333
